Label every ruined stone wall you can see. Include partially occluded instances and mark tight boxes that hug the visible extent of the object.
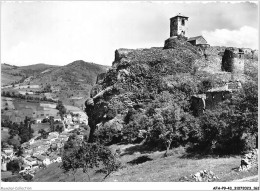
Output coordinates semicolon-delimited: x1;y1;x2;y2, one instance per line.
242;48;258;60
204;46;226;56
221;48;244;75
205;91;232;110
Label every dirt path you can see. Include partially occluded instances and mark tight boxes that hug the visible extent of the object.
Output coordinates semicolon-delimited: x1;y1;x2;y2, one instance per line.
232;175;258;182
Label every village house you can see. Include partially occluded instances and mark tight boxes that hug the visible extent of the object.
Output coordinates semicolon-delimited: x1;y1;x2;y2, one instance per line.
21;153;31;159
21;164;31;171
35;155;51;166
49;132;59;138
2;145;14;155
51;86;60;92
24;157;38;166
1;154;8;171
54;117;62;122
28;138;35;145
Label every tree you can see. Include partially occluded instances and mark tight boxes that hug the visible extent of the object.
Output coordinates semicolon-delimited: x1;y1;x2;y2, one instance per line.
19;117;34;143
55;125;63;133
38;129;49;139
62;141;120;181
49;116;54;132
56;100;66;120
7;137;21;150
16;146;23;157
7;159;20;174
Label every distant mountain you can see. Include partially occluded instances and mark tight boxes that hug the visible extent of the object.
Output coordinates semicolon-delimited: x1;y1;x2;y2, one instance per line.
19;63;59;72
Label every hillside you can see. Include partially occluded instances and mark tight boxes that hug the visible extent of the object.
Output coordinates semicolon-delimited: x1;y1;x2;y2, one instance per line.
29;60;109;106
1;63;58;86
1;61;110;107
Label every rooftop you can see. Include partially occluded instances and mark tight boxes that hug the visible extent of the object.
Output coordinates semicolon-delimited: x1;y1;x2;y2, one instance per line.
187;36;205;41
171;13;189;19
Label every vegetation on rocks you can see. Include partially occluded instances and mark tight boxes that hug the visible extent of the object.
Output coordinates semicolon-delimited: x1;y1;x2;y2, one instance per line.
85;44;258;156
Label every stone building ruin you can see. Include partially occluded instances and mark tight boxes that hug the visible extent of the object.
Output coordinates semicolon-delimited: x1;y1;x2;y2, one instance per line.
221;47;245;75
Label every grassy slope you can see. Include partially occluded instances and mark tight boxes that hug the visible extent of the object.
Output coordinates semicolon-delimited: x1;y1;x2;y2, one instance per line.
2;61;109;106
32;145;258;182
1;63;58;86
1;130;9;142
1;73;23;86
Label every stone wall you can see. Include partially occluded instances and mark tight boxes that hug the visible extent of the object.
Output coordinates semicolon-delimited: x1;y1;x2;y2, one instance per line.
205;91;232;110
221;48;244;75
191;90;232;115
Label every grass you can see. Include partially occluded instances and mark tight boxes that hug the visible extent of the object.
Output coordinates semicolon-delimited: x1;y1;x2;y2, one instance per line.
32;144;258;182
1;130;10;142
33;163;105;182
105;145;258;182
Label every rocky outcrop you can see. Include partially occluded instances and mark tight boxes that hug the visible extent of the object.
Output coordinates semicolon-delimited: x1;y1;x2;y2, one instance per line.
85;43;202;141
85;40;258;143
179;170;219;182
239;149;258;171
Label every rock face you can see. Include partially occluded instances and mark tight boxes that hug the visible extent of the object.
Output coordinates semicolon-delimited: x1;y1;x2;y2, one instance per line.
239;149;258;171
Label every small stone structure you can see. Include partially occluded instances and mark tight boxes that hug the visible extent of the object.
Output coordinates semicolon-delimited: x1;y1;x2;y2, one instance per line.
187;35;208;47
205;87;232;110
191;85;238;116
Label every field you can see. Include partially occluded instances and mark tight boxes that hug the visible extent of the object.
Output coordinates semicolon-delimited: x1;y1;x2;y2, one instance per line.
1;97;15;110
1;129;9;142
32;123;51;136
1;97;62;123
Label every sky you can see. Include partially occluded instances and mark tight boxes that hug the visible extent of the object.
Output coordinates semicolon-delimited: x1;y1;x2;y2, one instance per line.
1;1;259;66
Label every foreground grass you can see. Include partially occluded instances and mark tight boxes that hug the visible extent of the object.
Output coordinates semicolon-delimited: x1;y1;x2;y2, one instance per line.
32;144;258;182
106;145;258;182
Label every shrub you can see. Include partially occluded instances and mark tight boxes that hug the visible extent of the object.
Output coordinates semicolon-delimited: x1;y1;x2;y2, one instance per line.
61;141;120;181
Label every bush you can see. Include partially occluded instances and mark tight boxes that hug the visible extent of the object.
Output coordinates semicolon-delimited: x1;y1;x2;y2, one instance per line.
94;126;121;145
7;160;20;174
62;141;120;181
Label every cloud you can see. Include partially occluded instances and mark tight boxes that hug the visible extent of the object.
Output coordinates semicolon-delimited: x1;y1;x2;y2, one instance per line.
202;26;258;49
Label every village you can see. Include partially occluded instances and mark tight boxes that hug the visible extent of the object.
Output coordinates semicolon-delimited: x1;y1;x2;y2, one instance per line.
1;110;88;178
